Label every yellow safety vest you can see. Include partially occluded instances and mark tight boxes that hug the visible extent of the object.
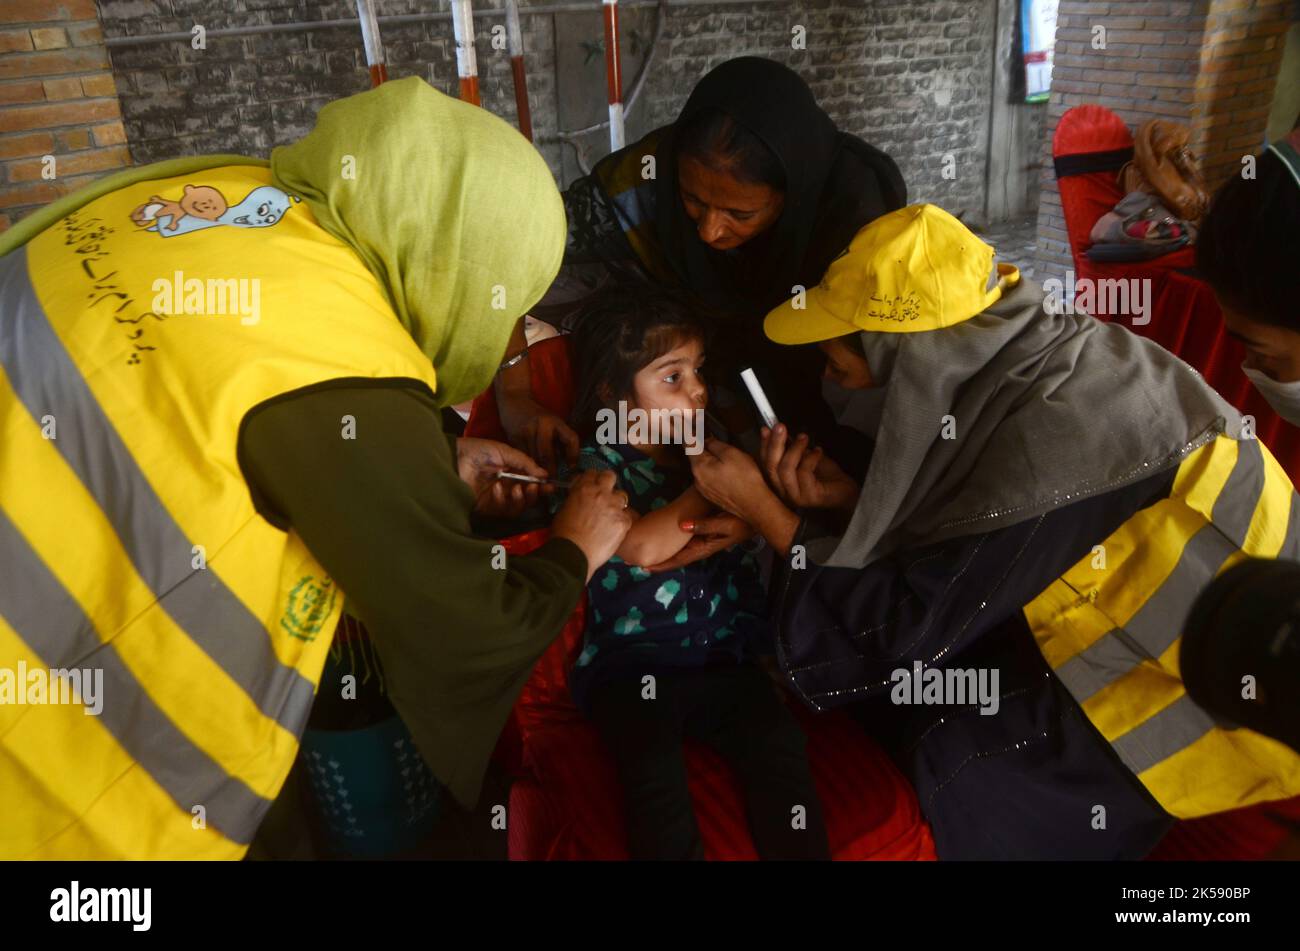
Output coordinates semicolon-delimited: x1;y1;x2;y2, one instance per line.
0;165;439;858
1025;433;1300;818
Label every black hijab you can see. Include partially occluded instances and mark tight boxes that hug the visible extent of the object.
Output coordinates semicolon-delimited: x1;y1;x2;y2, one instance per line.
537;58;906;470
652;57;907;319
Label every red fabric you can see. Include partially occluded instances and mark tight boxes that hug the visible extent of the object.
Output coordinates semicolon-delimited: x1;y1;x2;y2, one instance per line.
1051;104;1196;316
1148;796;1300;861
1052;105;1300;478
1053;102;1134;157
464;335;575;440
1053;104;1136;280
495;528;935;861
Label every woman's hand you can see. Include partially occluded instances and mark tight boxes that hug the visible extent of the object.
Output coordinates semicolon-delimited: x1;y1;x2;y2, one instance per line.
551;470;635;582
687;437;804;556
644;513;754;573
687;437;778;524
760;424;860;513
455;436;552;518
497;392;580;476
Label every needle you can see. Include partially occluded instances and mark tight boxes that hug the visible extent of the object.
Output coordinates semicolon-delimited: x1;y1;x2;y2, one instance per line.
495;471;573;489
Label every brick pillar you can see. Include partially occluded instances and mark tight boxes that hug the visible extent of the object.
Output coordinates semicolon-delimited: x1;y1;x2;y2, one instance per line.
0;0;131;232
1192;0;1293;190
1033;1;1213;284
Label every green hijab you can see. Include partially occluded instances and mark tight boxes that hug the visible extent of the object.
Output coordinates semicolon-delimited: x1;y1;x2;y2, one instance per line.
1;78;564;407
271;77;566;406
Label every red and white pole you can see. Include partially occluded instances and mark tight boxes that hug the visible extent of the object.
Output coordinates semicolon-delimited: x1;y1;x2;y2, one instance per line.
602;0;625;151
451;0;481;106
505;0;532;141
356;0;387;87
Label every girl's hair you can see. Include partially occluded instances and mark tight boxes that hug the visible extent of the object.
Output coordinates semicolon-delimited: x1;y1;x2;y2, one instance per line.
1196;148;1300;332
674;107;787;191
568;288;709;438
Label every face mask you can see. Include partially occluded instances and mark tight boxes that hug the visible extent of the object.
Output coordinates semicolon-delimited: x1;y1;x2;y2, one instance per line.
1242;364;1300;427
822;377;887;439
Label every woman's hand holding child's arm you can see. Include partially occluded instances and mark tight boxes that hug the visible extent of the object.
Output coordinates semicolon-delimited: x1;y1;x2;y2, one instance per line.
688;438;800;555
644;513;755;573
615;485;714;568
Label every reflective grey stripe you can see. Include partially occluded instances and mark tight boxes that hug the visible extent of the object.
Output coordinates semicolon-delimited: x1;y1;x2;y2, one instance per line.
0;246;315;735
1110;693;1216;777
1055;627;1160;704
1280;490;1300;562
1053;440;1266;704
0;506;269;846
1210;437;1264;547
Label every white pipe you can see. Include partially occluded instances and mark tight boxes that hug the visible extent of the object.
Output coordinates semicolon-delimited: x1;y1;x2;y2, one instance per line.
451;0;480;104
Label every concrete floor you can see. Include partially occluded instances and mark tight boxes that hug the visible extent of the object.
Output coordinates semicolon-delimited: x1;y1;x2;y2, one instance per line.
971;214;1039;280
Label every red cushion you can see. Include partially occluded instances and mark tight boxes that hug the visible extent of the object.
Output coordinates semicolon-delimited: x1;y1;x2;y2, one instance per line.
494;528;936;861
1052;104;1197;316
1054;102;1135;157
1053;105;1134;273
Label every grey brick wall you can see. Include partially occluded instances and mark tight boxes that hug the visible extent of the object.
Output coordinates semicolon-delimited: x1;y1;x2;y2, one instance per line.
100;0;1016;227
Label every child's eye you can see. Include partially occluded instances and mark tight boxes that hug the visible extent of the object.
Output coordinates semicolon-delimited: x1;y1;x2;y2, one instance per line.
664;372;681;384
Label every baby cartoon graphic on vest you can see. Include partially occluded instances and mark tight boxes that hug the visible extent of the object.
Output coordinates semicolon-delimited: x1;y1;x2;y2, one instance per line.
130;183;298;238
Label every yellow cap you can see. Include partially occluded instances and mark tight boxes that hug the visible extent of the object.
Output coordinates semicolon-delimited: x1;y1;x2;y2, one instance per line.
764;203;1021;345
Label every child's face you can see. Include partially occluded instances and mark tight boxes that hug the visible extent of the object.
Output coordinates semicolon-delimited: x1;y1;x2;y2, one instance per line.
629;334;708;415
819;337;875;390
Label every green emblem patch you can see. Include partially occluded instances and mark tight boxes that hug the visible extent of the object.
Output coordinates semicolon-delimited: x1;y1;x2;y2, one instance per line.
281;575;337;642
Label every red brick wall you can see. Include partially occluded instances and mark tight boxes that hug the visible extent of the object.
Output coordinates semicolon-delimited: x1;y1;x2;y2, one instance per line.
0;0;130;232
1193;0;1292;189
1032;0;1293;283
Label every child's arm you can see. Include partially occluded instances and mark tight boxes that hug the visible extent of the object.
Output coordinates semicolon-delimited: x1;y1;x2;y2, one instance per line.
616;486;715;567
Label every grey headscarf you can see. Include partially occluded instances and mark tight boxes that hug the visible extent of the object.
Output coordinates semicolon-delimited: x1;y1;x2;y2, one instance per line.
808;276;1243;568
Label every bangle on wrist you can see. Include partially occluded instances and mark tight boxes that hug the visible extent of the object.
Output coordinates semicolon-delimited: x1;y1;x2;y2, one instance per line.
498;348;529;374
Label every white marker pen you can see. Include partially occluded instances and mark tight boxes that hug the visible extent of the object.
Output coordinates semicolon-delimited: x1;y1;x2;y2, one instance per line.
740;367;780;430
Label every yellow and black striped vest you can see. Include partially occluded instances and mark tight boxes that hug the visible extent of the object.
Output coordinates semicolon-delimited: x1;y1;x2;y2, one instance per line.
1025;433;1300;818
0;165;439;858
